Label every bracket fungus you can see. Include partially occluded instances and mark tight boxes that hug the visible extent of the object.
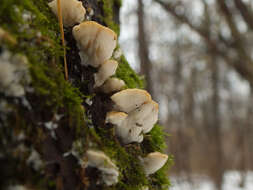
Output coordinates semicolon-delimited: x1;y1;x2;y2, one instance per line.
111;89;152;113
48;0;86;27
72;21;117;68
140;152;168;175
106;100;159;144
94;60;118;87
100;78;125;93
86;150;119;186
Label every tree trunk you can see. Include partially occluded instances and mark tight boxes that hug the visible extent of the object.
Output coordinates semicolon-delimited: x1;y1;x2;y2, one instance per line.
209;56;224;190
137;0;155;98
0;0;169;190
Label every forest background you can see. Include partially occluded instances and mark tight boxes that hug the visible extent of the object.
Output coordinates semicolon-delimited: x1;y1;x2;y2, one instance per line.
120;0;253;190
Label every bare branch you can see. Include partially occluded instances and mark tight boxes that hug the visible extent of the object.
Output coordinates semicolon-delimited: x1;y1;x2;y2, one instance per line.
154;0;253;86
234;0;253;30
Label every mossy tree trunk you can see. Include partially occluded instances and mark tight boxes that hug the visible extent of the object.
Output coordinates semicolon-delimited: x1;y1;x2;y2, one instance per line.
0;1;171;190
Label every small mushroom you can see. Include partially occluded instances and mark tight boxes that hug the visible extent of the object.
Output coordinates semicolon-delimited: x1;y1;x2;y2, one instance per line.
72;21;117;67
100;78;126;93
86;150;119;186
105;111;128;126
111;89;152;113
105;100;158;144
140;152;168;175
48;0;86;27
94;60;118;87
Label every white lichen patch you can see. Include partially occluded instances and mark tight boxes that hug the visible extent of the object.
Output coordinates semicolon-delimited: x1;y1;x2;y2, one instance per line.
48;0;86;27
139;152;168;175
26;149;43;171
0;51;30;97
86;150;119;186
44;121;58;130
94;60;118;87
73;21;117;68
100;78;125;93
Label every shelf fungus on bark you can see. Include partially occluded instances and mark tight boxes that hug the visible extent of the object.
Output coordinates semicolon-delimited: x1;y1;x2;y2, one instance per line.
86;150;119;186
139;152;168;175
94;60;118;87
72;21;117;68
111;89;152;113
48;0;86;27
106;100;159;144
100;78;125;93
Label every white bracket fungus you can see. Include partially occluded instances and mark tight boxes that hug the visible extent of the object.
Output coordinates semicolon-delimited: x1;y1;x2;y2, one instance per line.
110;89;152;113
86;150;119;186
139;152;168;175
106;100;158;144
100;78;125;93
94;60;118;87
72;21;117;67
48;0;86;27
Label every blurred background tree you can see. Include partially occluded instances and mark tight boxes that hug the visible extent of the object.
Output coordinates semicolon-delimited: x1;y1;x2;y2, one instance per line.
120;0;253;189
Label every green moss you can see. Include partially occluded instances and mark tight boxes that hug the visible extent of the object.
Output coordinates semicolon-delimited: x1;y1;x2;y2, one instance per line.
140;124;173;189
89;127;148;190
99;0;120;35
116;55;144;89
142;124;167;153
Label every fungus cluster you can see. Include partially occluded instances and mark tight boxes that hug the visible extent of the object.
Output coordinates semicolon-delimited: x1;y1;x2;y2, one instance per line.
47;1;169;187
72;21;126;91
106;89;158;144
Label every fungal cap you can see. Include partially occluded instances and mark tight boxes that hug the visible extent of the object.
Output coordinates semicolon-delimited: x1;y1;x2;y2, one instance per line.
105;111;128;126
141;152;168;175
101;78;126;93
48;0;86;27
94;60;118;87
105;111;130;143
116;100;158;144
111;89;152;113
141;100;159;133
86;150;119;185
86;150;117;170
73;21;117;67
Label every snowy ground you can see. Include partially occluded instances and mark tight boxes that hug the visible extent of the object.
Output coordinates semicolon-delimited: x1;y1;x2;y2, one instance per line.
170;171;253;190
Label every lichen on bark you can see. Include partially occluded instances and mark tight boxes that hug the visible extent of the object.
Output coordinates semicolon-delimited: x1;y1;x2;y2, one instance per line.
0;0;172;190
